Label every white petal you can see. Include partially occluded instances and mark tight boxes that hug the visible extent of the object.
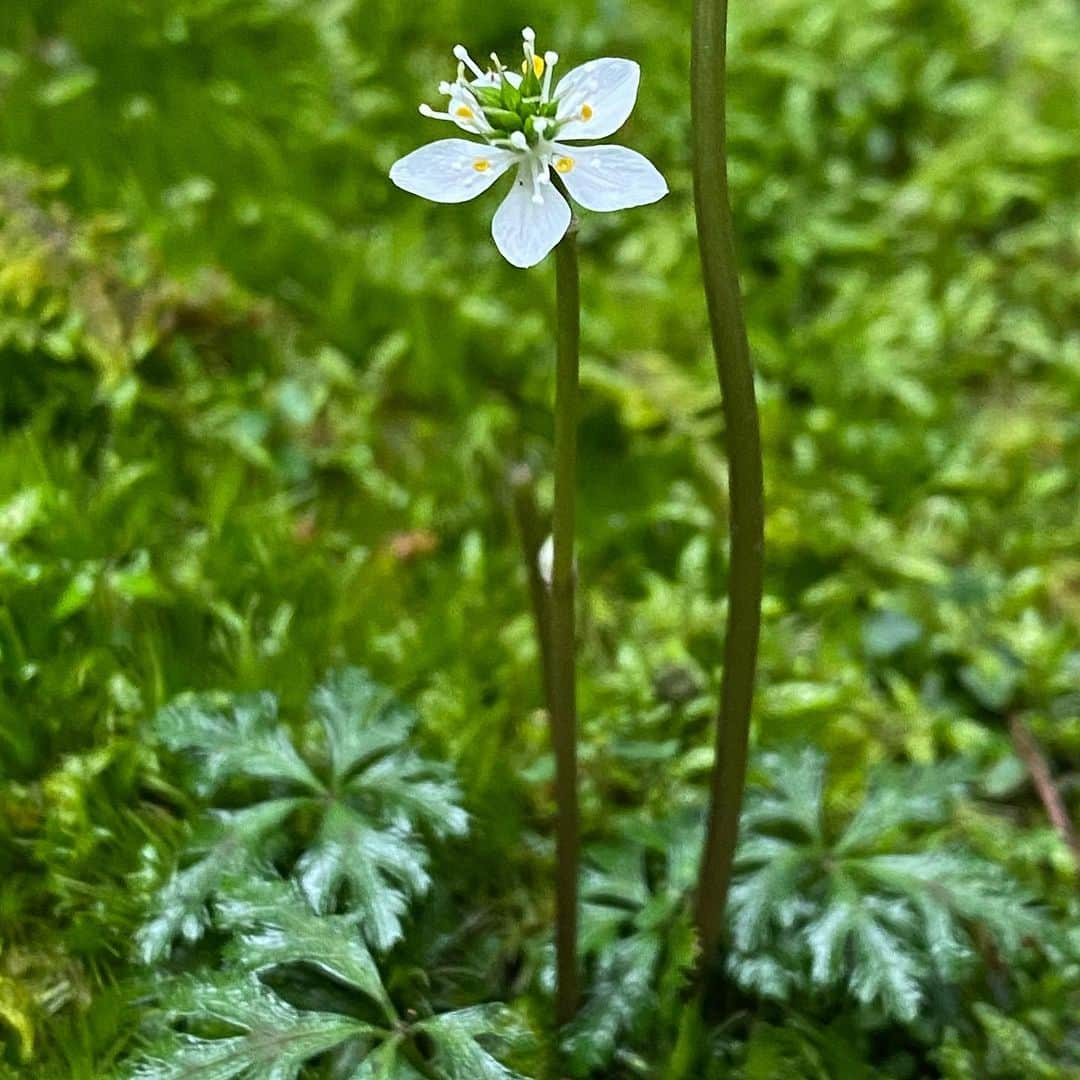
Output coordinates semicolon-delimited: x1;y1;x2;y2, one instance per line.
389;140;515;204
554;58;640;141
448;88;492;134
491;166;572;268
550;143;668;212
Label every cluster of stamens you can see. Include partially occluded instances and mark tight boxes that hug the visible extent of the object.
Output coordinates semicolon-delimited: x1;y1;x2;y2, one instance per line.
418;28;601;205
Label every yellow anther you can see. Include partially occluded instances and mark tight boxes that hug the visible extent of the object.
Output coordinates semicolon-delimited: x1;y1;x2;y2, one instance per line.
533;55;545;78
581;104;594;121
456;106;475;119
555;156;575;174
473;159;491;172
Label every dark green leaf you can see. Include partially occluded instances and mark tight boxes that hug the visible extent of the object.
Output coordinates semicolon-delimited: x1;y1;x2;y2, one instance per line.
214;877;392;1017
153;693;321;796
131;973;375;1080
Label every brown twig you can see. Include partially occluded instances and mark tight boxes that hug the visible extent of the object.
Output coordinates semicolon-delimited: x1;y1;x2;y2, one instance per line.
1009;715;1080;874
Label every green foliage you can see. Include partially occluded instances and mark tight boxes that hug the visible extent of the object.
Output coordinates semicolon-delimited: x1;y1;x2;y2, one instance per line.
132;880;531;1078
728;750;1050;1024
131;681;529;1080
1;0;1078;1074
350;1006;532;1080
935;1002;1080;1080
734;1017;883;1080
139;669;466;962
405;1007;531;1080
563;811;699;1075
216;877;388;1012
133;973;375;1080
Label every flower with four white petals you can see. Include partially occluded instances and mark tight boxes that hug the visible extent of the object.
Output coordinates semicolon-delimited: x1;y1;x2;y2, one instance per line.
389;28;668;268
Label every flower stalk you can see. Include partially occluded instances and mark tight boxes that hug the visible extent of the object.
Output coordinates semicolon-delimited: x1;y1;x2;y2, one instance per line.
549;209;581;1024
389;26;668;1027
690;0;765;968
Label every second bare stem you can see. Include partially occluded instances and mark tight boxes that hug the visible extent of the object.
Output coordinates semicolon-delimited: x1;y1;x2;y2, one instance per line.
691;0;766;969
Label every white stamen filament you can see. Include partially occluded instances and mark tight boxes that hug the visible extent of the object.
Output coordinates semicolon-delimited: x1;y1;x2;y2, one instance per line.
453;45;484;80
419;104;453;121
420;95;488;133
542;52;558;101
521;26;536;70
530;158;546;204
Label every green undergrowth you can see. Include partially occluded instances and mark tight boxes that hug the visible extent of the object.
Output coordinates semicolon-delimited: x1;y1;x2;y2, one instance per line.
1;0;1078;1075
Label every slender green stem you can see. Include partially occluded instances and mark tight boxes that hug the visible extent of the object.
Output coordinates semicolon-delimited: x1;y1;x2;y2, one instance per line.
510;463;554;708
550;215;581;1024
691;0;765;967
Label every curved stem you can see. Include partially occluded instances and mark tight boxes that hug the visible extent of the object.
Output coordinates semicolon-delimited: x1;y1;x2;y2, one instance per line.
691;0;765;967
550;216;581;1023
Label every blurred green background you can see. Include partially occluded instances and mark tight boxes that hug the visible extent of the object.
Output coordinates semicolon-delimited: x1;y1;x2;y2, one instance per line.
0;0;1078;1075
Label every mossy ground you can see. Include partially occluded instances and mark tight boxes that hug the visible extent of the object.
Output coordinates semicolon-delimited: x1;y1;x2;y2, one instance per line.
0;1;1077;1075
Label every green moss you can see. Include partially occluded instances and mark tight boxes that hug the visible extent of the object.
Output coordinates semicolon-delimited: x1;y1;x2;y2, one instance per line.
0;0;1078;1073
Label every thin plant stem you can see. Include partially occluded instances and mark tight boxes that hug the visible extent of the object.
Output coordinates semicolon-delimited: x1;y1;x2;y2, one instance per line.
691;0;766;968
550;212;581;1024
511;463;554;707
1010;715;1080;875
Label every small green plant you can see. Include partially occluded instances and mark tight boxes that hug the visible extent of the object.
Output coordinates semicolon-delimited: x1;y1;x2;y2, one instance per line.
727;750;1050;1024
390;26;670;1023
132;669;532;1078
549;753;1057;1076
133;878;530;1080
139;668;467;962
564;811;699;1075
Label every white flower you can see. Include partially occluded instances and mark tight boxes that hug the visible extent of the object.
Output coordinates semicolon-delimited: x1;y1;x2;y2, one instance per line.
389;28;668;269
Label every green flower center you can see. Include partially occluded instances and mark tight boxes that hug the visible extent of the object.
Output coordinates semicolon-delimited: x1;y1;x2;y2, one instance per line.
471;66;560;145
